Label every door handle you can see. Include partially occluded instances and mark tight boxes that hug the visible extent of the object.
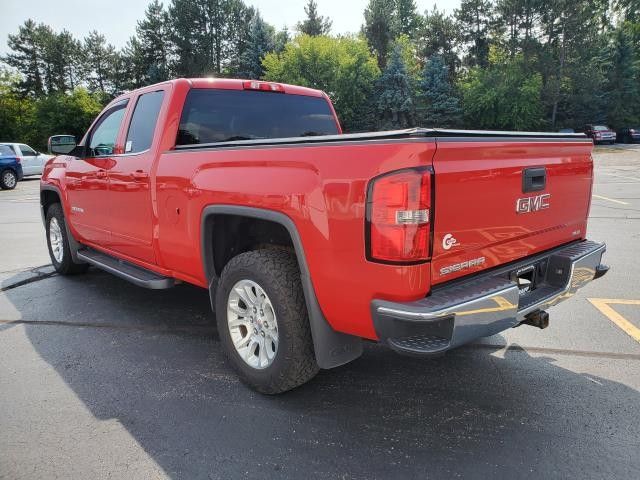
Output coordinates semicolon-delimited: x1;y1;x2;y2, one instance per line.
131;170;149;181
522;167;546;193
96;170;107;178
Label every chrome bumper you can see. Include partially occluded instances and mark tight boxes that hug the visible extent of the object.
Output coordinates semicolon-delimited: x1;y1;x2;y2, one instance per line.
371;241;607;356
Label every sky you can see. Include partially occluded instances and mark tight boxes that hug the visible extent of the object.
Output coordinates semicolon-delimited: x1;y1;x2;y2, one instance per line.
0;0;461;55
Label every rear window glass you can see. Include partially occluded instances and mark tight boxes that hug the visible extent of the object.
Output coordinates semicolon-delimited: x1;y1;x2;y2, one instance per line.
176;89;339;145
0;145;14;156
126;90;165;153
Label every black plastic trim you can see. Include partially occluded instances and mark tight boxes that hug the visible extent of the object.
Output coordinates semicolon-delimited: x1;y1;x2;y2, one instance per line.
200;205;363;369
168;127;590;153
522;167;547;193
77;248;174;290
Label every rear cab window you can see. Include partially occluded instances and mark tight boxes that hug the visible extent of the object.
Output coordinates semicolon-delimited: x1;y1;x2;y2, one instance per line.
126;90;165;153
176;89;339;146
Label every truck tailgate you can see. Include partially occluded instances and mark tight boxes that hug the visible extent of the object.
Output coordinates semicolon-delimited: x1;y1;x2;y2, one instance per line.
431;138;593;284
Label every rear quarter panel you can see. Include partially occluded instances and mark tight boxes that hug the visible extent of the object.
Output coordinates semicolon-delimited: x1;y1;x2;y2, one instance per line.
155;140;436;339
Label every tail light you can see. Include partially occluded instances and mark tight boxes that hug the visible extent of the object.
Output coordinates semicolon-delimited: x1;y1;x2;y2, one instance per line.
366;168;432;264
15;156;22;163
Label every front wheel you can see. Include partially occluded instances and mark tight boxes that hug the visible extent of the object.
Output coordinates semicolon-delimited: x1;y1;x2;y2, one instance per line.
45;203;89;275
1;169;17;190
214;250;319;394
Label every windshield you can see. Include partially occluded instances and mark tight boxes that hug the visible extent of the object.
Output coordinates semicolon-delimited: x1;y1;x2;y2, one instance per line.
177;89;339;145
593;126;610;131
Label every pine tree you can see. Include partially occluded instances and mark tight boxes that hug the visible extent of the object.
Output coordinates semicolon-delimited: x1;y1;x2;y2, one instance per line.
83;31;116;94
122;36;149;89
168;0;254;76
417;8;460;75
136;0;170;83
238;12;275;79
606;25;640;127
376;44;415;129
297;1;332;36
3;20;45;96
364;0;395;69
455;0;493;67
54;30;83;92
274;28;290;53
393;0;421;38
418;55;462;127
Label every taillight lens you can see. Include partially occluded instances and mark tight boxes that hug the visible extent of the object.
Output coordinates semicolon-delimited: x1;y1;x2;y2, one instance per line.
367;169;431;263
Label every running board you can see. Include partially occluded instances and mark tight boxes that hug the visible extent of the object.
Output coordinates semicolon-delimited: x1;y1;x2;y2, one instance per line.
77;248;175;289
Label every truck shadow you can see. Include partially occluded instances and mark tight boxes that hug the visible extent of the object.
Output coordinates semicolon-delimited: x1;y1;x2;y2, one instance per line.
2;269;639;479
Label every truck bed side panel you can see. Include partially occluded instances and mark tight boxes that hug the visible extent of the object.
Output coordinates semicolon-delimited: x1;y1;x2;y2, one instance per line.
155;140;437;339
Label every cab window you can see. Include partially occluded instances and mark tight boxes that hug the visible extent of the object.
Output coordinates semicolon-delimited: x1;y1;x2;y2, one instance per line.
89;101;128;157
125;90;165;153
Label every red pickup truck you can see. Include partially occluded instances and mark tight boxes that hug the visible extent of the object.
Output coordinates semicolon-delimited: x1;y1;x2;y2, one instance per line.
42;78;608;393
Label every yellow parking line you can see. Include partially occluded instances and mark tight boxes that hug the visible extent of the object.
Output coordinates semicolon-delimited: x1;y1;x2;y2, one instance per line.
588;298;640;343
592;194;629;205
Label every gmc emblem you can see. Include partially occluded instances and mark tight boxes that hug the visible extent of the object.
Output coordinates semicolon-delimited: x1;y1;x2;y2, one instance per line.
516;194;551;214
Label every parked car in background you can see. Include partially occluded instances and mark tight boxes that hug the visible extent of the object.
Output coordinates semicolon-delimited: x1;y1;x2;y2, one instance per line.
617;127;640;144
0;143;52;177
583;125;616;144
0;144;23;190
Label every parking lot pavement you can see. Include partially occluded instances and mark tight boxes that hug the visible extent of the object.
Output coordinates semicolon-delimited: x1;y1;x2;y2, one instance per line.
1;148;640;479
0;177;50;277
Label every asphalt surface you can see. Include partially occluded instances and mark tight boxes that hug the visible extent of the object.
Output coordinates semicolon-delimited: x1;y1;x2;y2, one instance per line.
1;146;640;479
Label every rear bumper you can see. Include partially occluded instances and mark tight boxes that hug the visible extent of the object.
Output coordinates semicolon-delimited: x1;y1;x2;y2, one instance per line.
371;240;607;356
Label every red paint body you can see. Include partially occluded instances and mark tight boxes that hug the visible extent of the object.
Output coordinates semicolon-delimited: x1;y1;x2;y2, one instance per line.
42;79;594;341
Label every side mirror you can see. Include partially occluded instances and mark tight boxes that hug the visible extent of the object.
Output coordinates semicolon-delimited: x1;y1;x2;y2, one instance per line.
48;135;77;155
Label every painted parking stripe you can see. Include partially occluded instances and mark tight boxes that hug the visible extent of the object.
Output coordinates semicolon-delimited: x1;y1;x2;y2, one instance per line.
592;194;629;205
588;298;640;343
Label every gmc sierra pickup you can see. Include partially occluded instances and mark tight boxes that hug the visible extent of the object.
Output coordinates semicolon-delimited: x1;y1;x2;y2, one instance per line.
41;78;609;393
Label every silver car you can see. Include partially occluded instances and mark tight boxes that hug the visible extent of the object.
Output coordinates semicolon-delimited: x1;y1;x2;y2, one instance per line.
0;143;52;177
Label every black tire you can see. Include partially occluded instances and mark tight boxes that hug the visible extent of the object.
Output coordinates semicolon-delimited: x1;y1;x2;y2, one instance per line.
1;169;17;190
45;203;89;275
214;249;319;394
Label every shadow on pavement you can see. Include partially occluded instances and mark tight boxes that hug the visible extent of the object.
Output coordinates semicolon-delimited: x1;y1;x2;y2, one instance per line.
2;268;639;479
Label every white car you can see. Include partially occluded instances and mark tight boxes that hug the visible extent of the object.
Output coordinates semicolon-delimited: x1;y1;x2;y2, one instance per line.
0;143;52;177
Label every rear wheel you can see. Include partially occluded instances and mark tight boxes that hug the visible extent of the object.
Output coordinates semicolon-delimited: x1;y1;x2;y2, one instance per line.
45;203;89;275
0;169;17;190
214;249;319;394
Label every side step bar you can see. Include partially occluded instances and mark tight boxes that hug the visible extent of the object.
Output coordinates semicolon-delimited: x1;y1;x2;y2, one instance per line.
77;248;175;290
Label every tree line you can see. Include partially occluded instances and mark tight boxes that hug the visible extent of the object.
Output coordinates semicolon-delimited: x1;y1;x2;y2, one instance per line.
1;0;639;149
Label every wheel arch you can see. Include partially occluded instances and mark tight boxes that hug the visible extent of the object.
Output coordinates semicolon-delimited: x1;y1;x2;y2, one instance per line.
40;184;82;263
201;205;362;369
